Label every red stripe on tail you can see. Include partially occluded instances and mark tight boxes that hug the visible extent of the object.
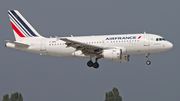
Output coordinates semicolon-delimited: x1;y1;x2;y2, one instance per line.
10;22;25;37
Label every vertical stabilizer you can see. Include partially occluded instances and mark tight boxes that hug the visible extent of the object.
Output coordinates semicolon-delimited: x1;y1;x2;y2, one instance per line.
8;10;43;41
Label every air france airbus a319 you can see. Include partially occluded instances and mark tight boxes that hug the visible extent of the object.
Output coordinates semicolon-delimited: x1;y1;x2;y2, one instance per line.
5;10;173;69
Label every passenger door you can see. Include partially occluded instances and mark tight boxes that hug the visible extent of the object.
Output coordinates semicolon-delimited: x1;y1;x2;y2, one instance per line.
144;35;150;46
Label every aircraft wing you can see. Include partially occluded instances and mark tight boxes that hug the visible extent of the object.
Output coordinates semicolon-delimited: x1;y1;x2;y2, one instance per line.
5;40;30;47
60;38;104;55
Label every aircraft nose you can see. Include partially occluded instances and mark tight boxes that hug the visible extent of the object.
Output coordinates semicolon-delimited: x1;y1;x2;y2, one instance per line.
167;42;173;50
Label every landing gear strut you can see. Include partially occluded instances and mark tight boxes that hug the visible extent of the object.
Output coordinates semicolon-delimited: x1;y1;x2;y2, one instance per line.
145;54;151;65
87;58;99;69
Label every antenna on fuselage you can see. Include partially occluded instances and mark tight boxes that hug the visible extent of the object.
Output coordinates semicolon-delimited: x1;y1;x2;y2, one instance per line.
144;32;146;34
55;36;60;41
71;35;73;37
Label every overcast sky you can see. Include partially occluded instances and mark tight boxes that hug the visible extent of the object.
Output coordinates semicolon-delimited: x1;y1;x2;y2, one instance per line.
0;0;179;101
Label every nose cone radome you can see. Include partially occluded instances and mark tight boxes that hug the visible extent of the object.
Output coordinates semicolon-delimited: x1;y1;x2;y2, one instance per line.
167;42;173;50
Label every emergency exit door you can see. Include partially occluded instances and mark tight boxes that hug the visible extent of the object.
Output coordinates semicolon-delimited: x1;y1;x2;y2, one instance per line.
144;35;150;46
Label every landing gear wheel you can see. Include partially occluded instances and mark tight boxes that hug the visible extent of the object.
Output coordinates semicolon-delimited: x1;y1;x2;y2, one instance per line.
146;60;151;65
87;61;93;67
93;62;99;69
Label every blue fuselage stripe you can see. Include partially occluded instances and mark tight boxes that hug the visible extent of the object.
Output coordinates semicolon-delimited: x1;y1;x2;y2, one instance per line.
10;11;37;37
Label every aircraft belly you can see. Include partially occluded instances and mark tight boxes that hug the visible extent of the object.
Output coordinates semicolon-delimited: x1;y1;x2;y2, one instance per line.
125;46;137;54
63;47;75;57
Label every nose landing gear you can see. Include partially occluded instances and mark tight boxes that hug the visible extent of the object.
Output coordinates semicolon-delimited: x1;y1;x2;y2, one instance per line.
146;60;151;65
145;54;151;65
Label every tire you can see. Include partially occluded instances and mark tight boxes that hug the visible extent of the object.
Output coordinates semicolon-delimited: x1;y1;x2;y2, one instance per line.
87;61;93;67
93;62;99;69
146;60;151;65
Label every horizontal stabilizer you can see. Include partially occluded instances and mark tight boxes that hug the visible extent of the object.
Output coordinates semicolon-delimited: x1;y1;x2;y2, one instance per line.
5;40;30;47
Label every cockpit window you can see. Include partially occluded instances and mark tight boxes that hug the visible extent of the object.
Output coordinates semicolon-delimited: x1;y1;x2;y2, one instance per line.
156;38;166;41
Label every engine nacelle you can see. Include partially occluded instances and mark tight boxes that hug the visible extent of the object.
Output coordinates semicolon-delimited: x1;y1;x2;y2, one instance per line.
103;48;130;63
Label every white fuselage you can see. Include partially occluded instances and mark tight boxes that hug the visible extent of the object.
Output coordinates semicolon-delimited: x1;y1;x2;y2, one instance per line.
6;33;173;58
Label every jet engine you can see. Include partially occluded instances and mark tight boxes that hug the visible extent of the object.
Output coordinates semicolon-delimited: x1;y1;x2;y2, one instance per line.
103;47;130;63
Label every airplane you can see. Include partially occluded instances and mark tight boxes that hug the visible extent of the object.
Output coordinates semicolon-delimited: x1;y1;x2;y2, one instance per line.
5;10;173;69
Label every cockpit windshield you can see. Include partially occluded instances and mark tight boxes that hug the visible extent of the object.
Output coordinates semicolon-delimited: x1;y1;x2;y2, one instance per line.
156;38;166;41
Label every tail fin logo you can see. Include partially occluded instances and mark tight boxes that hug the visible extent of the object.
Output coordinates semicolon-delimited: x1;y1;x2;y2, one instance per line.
15;14;19;18
8;10;42;38
10;22;25;37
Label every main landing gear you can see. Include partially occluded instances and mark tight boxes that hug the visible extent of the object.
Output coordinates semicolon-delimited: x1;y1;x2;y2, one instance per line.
145;54;151;65
87;58;99;69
